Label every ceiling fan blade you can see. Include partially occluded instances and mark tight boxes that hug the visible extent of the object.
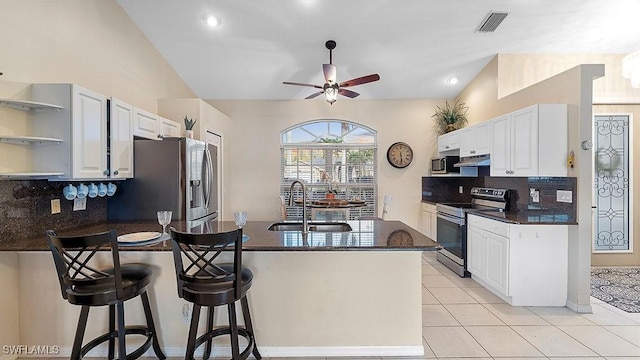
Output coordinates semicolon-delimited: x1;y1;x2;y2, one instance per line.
323;64;336;83
339;74;380;88
283;81;323;89
338;88;360;98
305;91;324;99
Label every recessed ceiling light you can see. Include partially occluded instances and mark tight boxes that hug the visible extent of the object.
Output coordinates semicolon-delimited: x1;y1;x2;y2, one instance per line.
206;15;220;27
448;77;458;85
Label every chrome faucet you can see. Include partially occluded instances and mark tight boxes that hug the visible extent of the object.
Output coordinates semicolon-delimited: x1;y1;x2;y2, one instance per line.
288;179;308;233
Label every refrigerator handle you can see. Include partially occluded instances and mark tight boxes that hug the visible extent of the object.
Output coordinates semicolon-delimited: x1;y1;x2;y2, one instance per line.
204;147;214;209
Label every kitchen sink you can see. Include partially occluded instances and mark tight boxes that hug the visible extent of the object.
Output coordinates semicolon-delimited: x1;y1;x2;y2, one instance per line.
267;222;352;232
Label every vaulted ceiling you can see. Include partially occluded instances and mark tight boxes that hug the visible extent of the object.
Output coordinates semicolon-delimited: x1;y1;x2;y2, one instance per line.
117;0;640;100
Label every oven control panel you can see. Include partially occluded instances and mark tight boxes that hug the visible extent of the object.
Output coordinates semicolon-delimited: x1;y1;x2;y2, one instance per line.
471;187;508;199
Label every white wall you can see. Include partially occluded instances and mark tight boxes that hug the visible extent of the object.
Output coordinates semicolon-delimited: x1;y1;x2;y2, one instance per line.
0;0;196;174
209;99;442;226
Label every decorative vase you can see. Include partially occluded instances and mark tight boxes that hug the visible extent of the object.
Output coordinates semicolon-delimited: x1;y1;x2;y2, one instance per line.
444;124;457;133
185;130;193;138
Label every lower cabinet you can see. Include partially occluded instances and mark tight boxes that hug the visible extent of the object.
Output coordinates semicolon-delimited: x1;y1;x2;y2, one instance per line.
419;202;437;241
467;214;568;306
467;222;509;295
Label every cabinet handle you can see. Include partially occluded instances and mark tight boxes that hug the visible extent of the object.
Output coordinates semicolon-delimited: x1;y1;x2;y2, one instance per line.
157;134;164;139
103;170;109;176
445;146;449;149
113;170;119;175
471;150;476;154
505;170;509;174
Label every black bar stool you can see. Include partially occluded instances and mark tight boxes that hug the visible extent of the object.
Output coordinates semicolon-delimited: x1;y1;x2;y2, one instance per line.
46;229;166;360
170;227;261;360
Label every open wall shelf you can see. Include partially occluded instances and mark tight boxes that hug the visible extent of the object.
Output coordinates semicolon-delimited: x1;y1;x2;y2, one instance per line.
0;99;63;111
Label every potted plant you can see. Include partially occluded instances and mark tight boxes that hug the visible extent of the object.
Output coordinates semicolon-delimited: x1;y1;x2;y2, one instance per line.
184;116;197;138
432;99;469;135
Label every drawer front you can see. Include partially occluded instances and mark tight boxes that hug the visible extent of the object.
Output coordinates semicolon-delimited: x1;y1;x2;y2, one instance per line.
485;218;509;237
468;214;509;237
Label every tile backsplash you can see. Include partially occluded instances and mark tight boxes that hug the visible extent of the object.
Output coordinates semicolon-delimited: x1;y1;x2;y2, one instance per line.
422;176;577;214
0;180;107;242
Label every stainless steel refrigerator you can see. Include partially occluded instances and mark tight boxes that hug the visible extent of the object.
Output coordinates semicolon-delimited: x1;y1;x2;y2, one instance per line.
108;137;218;222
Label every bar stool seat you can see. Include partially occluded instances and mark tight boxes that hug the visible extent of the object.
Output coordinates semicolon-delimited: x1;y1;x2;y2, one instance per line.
181;264;254;305
46;230;166;360
170;227;261;360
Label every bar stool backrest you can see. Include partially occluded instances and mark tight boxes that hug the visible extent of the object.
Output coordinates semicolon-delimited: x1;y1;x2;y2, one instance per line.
45;229;123;300
169;227;243;299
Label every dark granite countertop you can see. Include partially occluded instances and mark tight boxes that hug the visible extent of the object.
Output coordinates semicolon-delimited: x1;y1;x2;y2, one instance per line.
468;210;577;225
1;219;440;252
422;199;576;225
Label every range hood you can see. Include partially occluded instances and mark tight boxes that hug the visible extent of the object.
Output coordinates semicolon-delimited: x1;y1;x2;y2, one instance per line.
454;154;491;167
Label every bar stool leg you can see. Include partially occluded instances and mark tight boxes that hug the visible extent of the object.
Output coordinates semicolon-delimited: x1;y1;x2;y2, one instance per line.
186;304;201;360
71;306;90;360
140;291;166;359
108;305;115;360
240;297;261;359
116;301;127;360
227;302;240;360
203;307;214;360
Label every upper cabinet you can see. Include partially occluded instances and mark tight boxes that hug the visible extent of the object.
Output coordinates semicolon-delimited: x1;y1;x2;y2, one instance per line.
133;107;159;139
133;108;181;139
157;116;181;138
29;84;136;181
437;131;460;152
490;104;567;177
32;84;111;180
436;103;567;178
459;122;491;157
109;98;134;179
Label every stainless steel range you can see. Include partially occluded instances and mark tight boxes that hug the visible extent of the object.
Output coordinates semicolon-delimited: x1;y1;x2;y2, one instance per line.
436;187;510;277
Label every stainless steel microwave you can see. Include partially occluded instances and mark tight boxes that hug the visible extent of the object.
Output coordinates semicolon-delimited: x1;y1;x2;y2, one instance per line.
431;156;460;174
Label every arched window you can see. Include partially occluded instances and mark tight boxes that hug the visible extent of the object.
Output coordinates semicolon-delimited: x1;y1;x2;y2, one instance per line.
281;119;377;220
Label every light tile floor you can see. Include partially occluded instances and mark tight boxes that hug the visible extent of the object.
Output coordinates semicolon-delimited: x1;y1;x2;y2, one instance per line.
417;251;640;360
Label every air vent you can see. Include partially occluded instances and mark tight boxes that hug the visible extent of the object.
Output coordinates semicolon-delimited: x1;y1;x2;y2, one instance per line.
476;11;509;32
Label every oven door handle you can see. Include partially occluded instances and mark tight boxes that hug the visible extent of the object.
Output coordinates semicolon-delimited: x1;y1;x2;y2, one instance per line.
437;212;465;226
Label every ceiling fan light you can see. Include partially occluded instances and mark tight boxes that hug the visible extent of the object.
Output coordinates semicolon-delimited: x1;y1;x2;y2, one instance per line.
206;15;220;27
325;87;338;104
622;50;640;88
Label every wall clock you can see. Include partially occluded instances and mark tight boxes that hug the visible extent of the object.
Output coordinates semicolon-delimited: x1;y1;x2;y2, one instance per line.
386;142;413;168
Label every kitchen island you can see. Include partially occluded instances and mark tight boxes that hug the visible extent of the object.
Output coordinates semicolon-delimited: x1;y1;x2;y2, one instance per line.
1;220;438;358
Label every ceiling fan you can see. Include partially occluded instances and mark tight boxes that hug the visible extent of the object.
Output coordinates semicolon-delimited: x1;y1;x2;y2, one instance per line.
283;40;380;104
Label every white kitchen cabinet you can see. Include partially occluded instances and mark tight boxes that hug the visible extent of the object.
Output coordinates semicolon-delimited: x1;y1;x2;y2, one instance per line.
109;98;134;179
30;84;134;180
32;84;111;180
484;231;509;295
419;202;437;241
490;104;567;177
466;225;484;276
157;116;181;138
459;122;491;157
133;108;181;139
437;131;460;153
467;214;568;306
133;107;159;139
